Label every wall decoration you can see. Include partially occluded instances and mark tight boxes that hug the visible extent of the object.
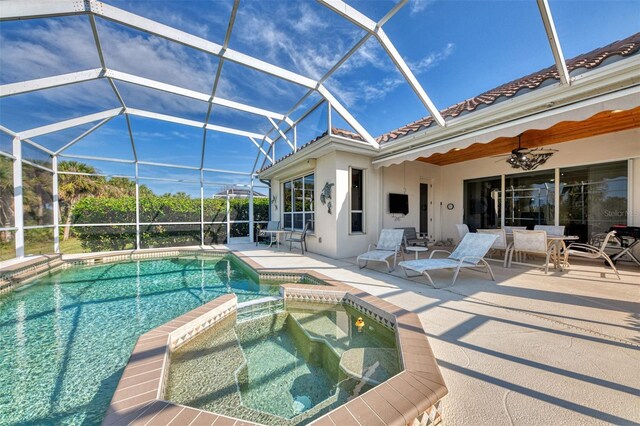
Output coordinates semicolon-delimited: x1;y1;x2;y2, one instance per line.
271;195;278;210
320;182;334;214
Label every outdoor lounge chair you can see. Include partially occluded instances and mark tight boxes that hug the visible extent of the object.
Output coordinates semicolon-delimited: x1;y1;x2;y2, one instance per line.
564;230;620;279
357;229;405;272
399;233;498;287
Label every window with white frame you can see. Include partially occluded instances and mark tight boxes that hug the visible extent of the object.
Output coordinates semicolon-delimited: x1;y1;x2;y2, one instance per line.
350;168;364;233
283;173;314;231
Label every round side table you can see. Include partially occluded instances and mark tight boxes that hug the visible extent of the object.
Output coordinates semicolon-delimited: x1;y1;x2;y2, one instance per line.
406;246;429;260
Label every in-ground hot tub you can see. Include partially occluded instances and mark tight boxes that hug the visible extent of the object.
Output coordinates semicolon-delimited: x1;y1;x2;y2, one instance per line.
103;276;447;426
166;301;400;425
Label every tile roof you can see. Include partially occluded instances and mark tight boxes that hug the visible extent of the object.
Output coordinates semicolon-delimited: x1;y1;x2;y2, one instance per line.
259;128;364;172
378;32;640;144
259;32;640;173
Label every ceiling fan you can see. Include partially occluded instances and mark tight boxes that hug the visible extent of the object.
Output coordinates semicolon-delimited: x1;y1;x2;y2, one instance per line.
493;134;557;171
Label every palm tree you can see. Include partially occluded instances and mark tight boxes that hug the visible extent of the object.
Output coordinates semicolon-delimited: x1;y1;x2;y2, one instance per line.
0;157;14;245
58;161;105;240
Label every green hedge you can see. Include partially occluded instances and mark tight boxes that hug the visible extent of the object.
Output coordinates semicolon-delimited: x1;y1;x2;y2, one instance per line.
71;196;269;251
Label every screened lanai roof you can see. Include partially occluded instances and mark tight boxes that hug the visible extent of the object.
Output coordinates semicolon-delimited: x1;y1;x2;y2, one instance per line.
1;0;639;177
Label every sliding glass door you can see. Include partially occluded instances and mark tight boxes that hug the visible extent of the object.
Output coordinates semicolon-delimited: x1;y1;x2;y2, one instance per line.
463;176;501;231
559;161;627;241
463;160;629;240
505;170;555;228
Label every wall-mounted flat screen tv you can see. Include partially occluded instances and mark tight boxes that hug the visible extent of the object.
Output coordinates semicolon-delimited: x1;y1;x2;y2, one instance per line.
389;193;409;215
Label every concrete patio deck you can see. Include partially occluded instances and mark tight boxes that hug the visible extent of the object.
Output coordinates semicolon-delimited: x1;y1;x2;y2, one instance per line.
227;243;640;425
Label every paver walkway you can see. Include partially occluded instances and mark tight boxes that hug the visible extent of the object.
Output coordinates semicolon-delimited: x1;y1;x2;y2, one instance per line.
228;243;640;426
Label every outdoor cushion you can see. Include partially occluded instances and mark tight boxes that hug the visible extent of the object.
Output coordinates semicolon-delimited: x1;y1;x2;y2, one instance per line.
399;258;473;272
399;233;497;286
357;250;397;262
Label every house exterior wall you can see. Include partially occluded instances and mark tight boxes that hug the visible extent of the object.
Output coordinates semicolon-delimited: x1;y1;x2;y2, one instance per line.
334;152;380;259
380;161;442;241
267;128;639;260
435;128;640;241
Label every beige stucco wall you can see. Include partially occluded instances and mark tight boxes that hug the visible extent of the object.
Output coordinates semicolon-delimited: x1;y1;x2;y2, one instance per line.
434;128;640;242
333;151;380;258
266;128;639;260
380;161;442;242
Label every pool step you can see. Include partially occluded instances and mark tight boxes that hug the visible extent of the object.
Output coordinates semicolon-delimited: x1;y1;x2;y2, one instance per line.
236;296;285;322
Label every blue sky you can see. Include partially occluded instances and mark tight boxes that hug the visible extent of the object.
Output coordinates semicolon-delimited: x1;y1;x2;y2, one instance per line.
1;0;638;180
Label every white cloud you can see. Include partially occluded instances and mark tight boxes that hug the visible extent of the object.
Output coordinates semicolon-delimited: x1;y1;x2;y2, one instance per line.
410;0;434;16
327;42;456;108
408;42;455;74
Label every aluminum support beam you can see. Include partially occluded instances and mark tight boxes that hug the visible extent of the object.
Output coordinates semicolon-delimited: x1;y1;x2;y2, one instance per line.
249;177;254;243
12;136;24;258
105;69;286;120
268;117;295;151
202;0;241;171
97;1;318;87
135;162;140;250
536;0;571;86
125;108;267;140
22;139;55;155
19;108;123;139
317;0;445;127
54;116;114;155
249;137;273;163
200;169;205;247
317;85;378;148
52;155;60;253
0;68;103;97
0;0;84;21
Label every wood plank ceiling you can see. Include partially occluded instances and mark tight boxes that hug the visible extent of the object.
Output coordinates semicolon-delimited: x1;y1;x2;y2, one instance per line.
419;106;640;166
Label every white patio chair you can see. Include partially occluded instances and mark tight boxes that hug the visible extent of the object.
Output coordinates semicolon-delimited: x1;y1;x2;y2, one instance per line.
399;233;498;287
256;220;280;246
508;230;556;273
477;228;511;267
534;225;565;236
564;230;620;279
357;229;405;272
455;224;469;243
503;226;527;233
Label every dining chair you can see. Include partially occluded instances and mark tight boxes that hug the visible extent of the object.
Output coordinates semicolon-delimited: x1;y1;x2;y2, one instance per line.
255;220;280;246
503;226;527;233
508;230;556;273
285;221;311;254
534;225;565;236
478;228;511;267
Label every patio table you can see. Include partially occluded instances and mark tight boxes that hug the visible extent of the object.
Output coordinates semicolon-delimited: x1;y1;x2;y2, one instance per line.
505;232;578;270
261;230;288;250
406;246;429;260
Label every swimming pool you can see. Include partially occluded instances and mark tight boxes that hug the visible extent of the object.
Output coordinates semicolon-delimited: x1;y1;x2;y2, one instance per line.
0;256;282;425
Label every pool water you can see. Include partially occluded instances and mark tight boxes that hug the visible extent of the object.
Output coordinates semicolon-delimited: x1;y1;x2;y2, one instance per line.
0;256;281;425
167;302;400;425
